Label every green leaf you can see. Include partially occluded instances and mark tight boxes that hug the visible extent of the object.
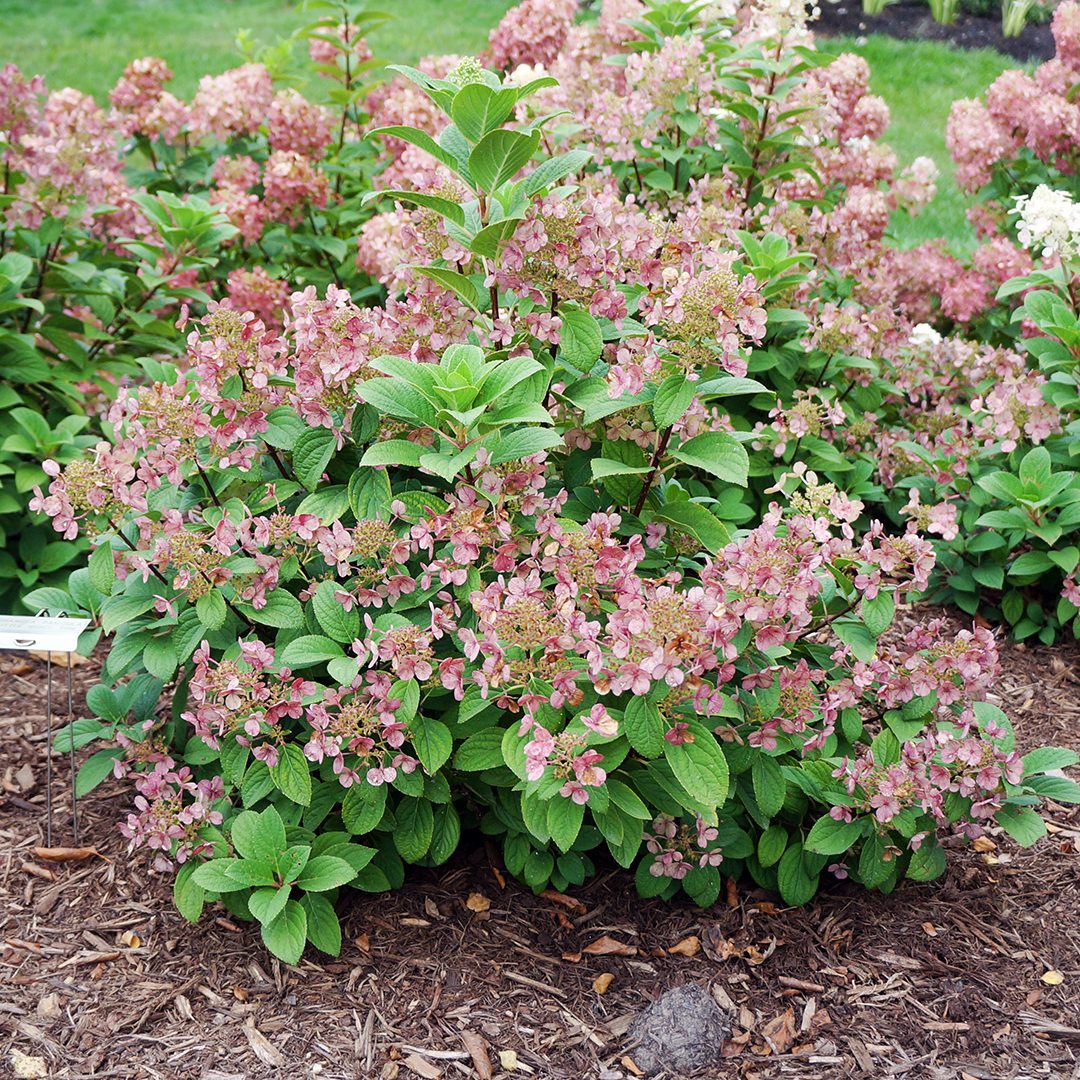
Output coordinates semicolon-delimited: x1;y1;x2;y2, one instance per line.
521;148;591;196
243;590;305;629
429;803;461;865
413;266;482;311
468;128;539;190
906;840;946;882
367;125;463;176
651;375;697;429
348;467;394;521
805;813;864;856
270;744;313;807
292;425;337;491
453;727;506;771
359;439;425;468
410;715;453;774
374;189;465;226
1009;551;1056;578
100;595;156;635
173;862;205;923
591;458;651;479
1019;446;1052;489
248;885;291;925
995;804;1046;847
664;724;730;807
1026;775;1080;803
341;781;387;835
295;854;356;892
652;502;731;553
263;406;306;449
833;619;877;663
196;589;227;632
486;428;563;465
451;83;519;143
88;543;116;596
606;779;651;820
393;797;434;862
296;485;350;521
558;305;603;367
241;761;275;807
231;806;286;864
142;636;178;681
757;825;788;868
300;893;342;956
224;858;278;887
776;843;818;906
357;377;438;424
220;739;250;787
546;796;584;853
313;580;360;644
75;748;123;797
1022;746;1080;776
623;697;667;758
673;432;749;486
861;590;895;637
682;863;721;907
858;833;894;889
751;755;786;818
190;858;251;893
279;634;345;668
261;899;307;965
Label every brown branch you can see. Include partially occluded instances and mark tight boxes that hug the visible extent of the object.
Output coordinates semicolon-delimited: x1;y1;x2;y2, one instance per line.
632;426;673;517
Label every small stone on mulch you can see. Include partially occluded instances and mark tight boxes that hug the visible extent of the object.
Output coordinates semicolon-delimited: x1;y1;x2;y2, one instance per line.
625;983;733;1076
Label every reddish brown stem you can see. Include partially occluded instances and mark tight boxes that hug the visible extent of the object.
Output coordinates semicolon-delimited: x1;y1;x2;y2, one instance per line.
632;427;673;517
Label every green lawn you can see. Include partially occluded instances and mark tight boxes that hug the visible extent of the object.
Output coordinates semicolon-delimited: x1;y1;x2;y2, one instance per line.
824;34;1021;252
0;5;1021;253
0;0;514;99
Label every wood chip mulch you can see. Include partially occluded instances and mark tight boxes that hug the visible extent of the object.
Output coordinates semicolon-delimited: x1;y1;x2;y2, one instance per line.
0;618;1077;1080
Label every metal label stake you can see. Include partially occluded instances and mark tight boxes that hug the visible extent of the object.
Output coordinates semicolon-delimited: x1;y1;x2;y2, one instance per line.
0;613;91;845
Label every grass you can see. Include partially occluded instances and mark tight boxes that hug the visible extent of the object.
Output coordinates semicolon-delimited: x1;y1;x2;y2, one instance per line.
0;0;514;99
825;34;1022;252
0;7;1023;253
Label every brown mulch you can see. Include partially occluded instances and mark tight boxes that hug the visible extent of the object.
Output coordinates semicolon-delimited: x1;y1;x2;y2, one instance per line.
0;624;1078;1079
815;0;1056;62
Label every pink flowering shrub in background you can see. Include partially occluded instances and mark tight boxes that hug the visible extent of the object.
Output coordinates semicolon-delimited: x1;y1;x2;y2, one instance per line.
26;0;1078;966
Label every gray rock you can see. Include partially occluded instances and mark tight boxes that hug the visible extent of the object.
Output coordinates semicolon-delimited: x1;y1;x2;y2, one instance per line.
625;983;733;1076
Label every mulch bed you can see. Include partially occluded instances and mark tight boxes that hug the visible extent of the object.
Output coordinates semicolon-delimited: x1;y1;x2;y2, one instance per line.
0;618;1078;1079
815;0;1056;62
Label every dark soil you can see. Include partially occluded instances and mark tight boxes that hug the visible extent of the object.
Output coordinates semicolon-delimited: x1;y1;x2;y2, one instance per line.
816;0;1056;63
0;621;1078;1079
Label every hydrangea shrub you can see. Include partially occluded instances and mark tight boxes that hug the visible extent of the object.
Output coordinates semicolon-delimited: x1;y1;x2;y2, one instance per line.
24;0;1080;964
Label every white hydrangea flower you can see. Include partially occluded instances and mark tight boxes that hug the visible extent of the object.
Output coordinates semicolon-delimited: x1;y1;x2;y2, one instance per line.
909;323;942;350
1014;185;1080;259
505;63;548;89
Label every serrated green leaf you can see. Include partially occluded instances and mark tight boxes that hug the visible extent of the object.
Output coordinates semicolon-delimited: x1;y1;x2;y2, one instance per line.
393;797;434;862
313;580;360;644
173;862;205;923
546;796;584;853
664;724;730;807
300;893;342;956
88;543;116;596
295;854;356;892
341;781;387;835
292;425;337;491
270;744;312;807
672;432;748;486
260;899;307;964
805;813;864;856
279;634;345;668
